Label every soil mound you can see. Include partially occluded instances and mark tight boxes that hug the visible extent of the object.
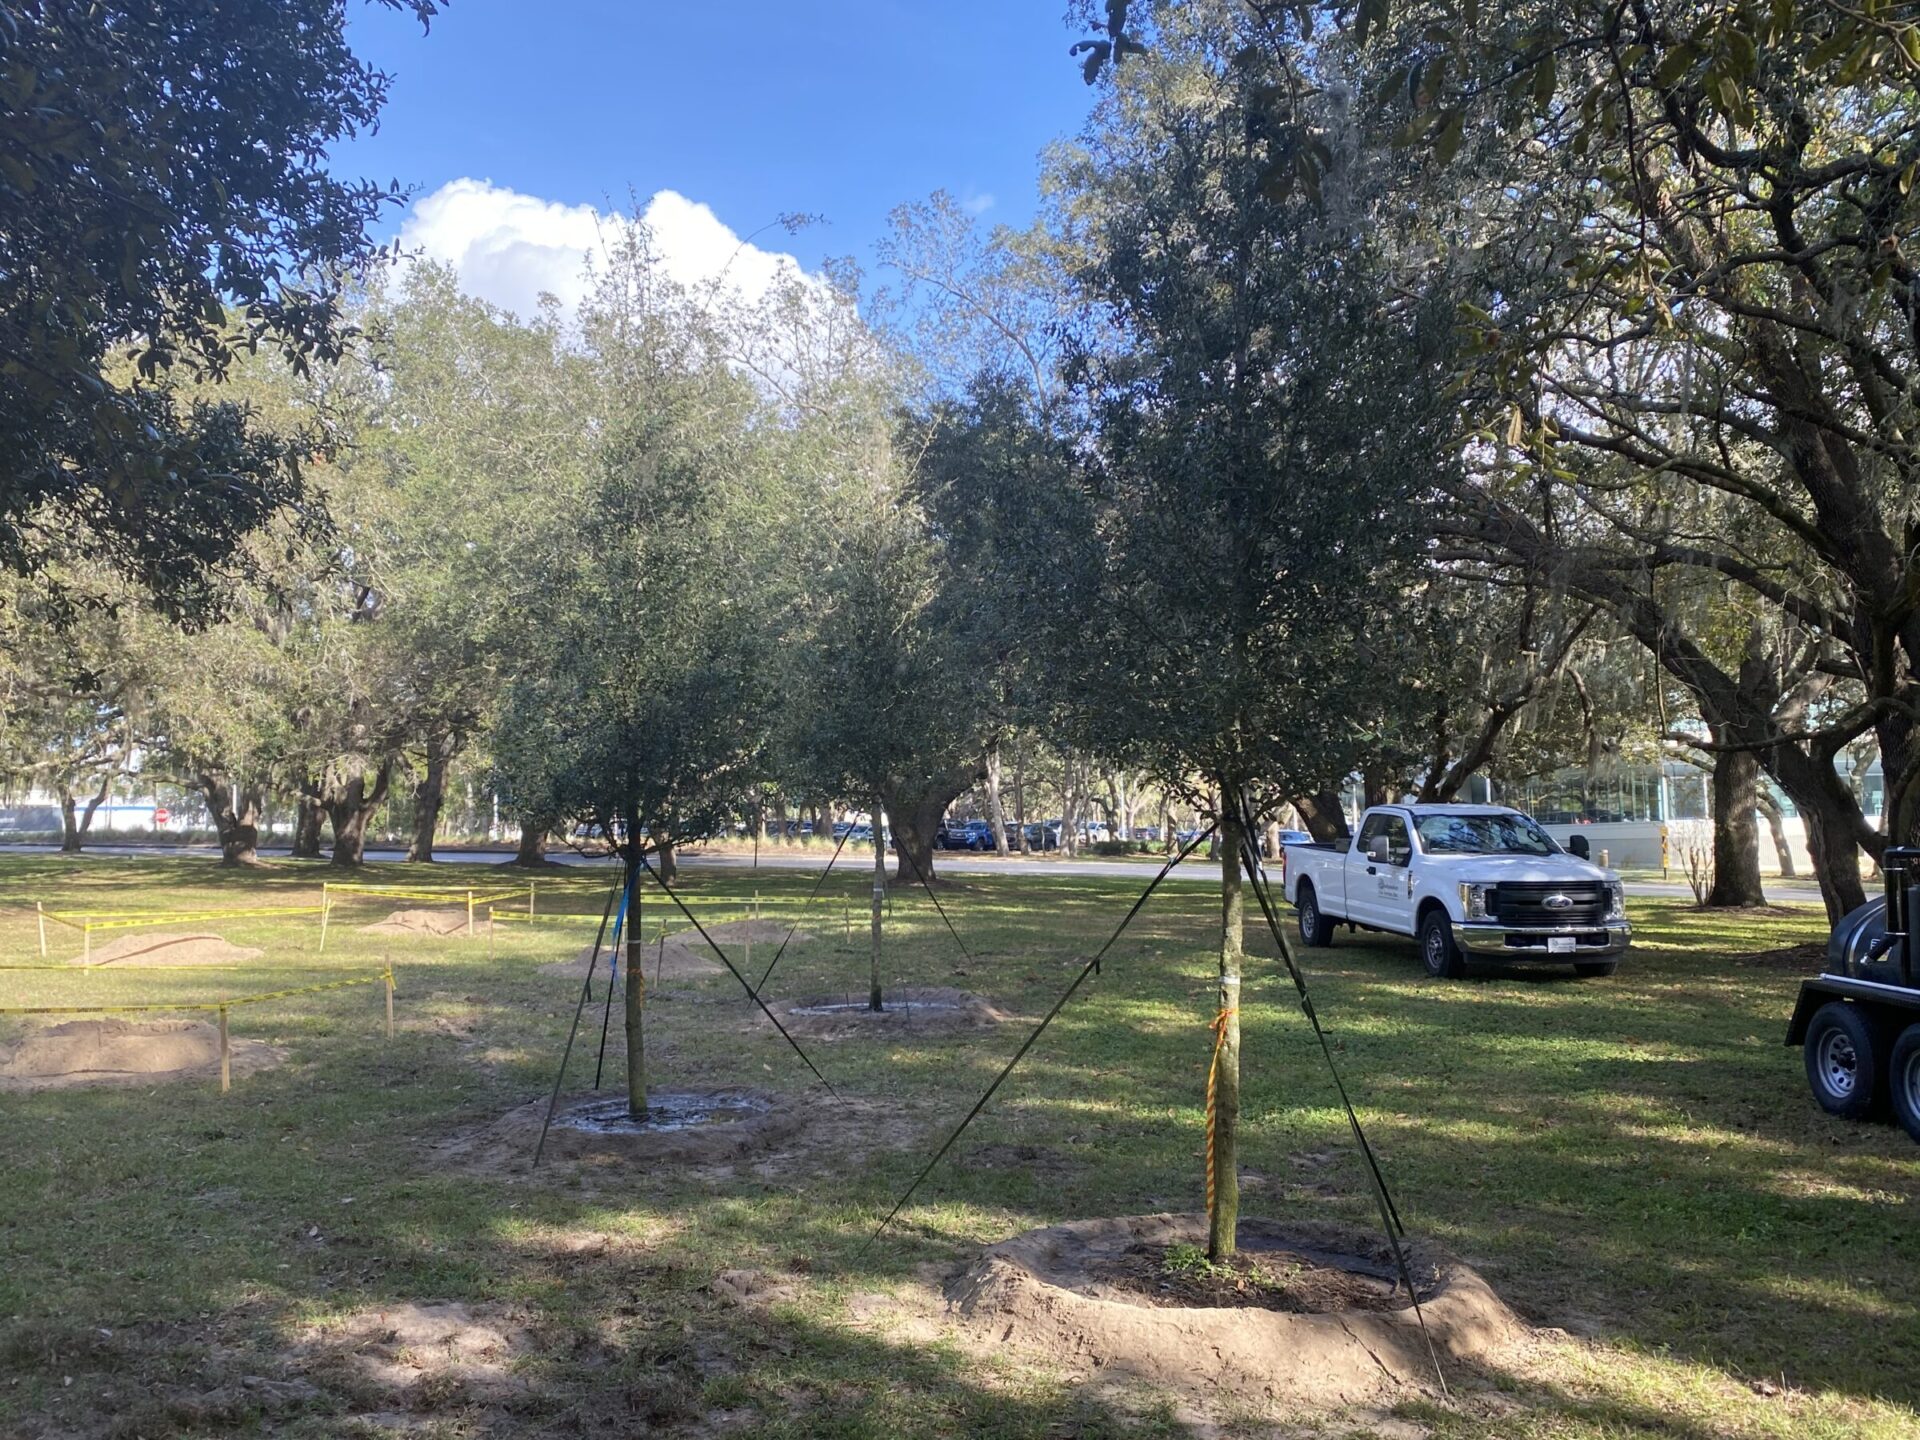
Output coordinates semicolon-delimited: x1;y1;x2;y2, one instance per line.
777;985;1007;1037
360;908;474;938
538;919;811;982
0;1018;283;1091
947;1213;1522;1411
81;931;263;967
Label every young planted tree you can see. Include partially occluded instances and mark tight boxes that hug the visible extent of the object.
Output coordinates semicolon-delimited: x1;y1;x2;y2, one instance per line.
491;230;785;1115
1052;21;1456;1257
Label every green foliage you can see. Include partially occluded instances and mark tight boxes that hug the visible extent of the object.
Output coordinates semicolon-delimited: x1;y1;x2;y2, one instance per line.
0;0;438;619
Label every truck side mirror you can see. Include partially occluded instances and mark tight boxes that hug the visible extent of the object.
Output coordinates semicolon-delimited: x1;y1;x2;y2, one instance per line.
1568;834;1590;860
1367;835;1391;863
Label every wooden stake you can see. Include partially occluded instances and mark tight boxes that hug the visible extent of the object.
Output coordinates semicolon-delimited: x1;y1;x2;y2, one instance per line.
36;902;46;959
319;895;331;954
385;968;395;1039
529;881;536;917
467;889;476;937
83;924;91;970
218;1007;231;1093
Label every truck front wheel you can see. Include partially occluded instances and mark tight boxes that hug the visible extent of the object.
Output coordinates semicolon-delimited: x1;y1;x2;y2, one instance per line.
1804;1002;1883;1121
1888;1024;1920;1142
1296;883;1336;948
1418;909;1465;979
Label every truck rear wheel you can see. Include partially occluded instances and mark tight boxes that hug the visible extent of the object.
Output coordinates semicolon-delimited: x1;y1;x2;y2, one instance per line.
1889;1024;1920;1142
1804;1002;1883;1120
1296;883;1335;948
1418;909;1465;979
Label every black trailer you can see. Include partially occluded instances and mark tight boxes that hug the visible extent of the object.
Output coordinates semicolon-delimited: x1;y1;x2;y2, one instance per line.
1787;846;1920;1139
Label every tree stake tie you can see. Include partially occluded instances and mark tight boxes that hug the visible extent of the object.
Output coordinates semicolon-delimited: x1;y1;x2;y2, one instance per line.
757;822;853;992
856;823;1217;1262
1228;794;1447;1399
636;850;838;1098
1204;983;1239;1215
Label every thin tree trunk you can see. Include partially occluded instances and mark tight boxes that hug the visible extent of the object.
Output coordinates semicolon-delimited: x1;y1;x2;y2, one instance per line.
1759;794;1797;879
57;787;81;852
324;759;393;868
1705;742;1766;907
624;856;647;1118
407;728;460;863
984;744;1012;856
871;802;886;1012
650;827;678;883
1208;799;1244;1262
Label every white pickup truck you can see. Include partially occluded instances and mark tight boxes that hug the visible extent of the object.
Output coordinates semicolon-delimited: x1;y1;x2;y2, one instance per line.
1280;803;1630;979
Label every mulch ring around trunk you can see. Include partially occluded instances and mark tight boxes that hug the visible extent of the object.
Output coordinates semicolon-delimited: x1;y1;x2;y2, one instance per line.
772;985;1008;1038
433;1086;930;1184
0;1018;283;1091
536;920;812;984
80;931;264;967
946;1213;1524;1413
359;908;480;939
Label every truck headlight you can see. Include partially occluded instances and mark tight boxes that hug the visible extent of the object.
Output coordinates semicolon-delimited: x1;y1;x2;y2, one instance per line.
1605;882;1626;920
1460;882;1495;920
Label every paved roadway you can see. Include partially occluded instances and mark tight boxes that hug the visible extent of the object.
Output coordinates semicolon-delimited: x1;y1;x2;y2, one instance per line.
0;841;1830;903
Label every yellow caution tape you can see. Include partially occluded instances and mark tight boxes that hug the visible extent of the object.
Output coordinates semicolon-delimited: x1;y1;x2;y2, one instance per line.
0;966;394;1017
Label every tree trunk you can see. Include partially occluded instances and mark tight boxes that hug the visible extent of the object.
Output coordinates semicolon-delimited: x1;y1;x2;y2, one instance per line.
1208;800;1245;1262
57;787;80;852
512;817;551;866
884;769;981;886
871;805;887;1012
407;728;460;863
291;787;325;859
1013;744;1032;852
1705;742;1766;907
1801;794;1868;924
1759;794;1797;879
650;827;678;883
200;773;264;866
624;859;647;1119
324;759;393;868
984;744;1012;856
1295;789;1352;844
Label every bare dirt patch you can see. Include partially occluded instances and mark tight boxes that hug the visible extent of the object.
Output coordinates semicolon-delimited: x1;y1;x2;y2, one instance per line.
0;1018;283;1091
80;930;263;967
434;1086;928;1185
295;1300;529;1412
946;1212;1523;1412
773;985;1008;1038
360;908;478;939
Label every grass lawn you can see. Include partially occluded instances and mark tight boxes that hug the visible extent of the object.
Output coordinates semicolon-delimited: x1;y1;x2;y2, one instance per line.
0;854;1915;1438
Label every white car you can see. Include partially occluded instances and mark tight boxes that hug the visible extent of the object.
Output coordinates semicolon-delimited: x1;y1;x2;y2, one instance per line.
1281;804;1630;978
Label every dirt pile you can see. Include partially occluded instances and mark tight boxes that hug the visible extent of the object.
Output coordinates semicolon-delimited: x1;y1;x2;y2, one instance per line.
946;1213;1523;1412
80;931;264;967
360;908;475;938
776;985;1008;1038
0;1018;283;1091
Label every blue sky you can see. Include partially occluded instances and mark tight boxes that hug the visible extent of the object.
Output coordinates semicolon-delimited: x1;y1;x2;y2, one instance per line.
335;2;1101;315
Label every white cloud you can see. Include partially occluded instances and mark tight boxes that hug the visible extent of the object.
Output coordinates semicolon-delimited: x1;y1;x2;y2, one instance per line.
395;178;813;320
962;190;997;216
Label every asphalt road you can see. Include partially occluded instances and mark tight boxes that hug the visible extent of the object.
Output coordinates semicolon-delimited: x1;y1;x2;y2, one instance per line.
0;840;1831;902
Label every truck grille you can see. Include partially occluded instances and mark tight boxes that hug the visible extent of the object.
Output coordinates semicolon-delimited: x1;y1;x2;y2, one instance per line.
1492;882;1607;927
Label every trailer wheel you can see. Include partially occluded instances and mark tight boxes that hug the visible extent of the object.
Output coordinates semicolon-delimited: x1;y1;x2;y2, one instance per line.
1296;883;1335;948
1888;1024;1920;1142
1418;909;1465;979
1803;1002;1883;1120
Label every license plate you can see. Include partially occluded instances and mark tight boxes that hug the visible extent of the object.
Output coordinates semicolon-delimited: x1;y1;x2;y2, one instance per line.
1548;935;1576;954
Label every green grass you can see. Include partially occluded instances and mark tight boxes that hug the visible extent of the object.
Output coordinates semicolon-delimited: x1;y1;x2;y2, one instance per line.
0;854;1915;1437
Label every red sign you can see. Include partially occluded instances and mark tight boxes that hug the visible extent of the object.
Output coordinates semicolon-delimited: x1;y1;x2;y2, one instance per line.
153;807;170;826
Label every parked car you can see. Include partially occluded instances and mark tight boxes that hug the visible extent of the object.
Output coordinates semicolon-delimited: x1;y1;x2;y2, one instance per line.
1282;804;1630;979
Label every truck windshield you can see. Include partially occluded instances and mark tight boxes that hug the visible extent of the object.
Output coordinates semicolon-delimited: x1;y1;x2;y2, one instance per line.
1414;813;1559;856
